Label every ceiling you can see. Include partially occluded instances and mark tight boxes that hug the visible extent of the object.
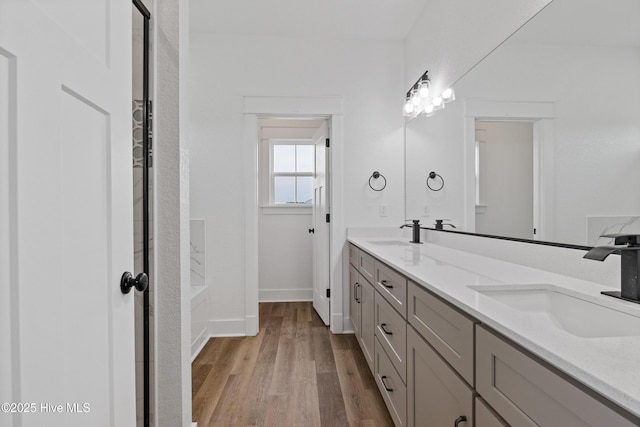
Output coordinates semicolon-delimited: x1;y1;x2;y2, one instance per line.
189;0;431;41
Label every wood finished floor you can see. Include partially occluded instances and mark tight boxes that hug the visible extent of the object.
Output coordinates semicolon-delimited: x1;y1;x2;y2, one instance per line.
192;302;394;427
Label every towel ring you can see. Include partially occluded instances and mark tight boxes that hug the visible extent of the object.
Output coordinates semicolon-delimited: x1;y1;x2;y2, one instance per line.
426;171;444;191
369;171;387;191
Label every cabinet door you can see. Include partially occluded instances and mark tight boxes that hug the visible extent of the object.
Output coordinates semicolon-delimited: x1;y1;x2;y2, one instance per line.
407;326;473;427
476;325;638;427
475;397;507;427
349;264;361;336
360;277;375;372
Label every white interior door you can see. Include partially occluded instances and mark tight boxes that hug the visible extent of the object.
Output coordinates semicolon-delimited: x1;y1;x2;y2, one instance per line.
1;2;135;426
312;121;330;325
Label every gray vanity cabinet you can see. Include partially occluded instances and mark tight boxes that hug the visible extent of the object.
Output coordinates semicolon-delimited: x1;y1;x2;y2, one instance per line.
475;397;507;427
375;337;408;426
349;264;360;337
408;282;477;386
349;248;375;372
359;277;375;372
407;326;474;427
348;243;640;427
476;326;637;427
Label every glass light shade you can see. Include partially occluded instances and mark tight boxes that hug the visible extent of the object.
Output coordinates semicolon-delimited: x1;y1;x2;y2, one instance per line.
423;103;435;117
410;89;421;106
442;87;455;103
403;98;414;116
433;96;445;110
418;79;430;98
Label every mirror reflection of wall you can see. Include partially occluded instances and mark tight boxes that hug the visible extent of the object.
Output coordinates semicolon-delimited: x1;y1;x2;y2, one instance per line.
405;0;640;247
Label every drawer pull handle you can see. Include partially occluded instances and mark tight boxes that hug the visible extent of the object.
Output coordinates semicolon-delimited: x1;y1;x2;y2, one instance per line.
454;416;467;427
380;323;393;335
380;375;393;392
379;280;394;289
355;283;361;303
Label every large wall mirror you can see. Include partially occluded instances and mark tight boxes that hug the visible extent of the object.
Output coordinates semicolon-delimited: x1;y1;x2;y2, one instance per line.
405;0;640;248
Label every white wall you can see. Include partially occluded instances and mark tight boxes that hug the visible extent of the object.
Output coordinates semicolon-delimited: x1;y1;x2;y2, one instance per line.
189;33;405;335
404;0;551;94
154;0;192;425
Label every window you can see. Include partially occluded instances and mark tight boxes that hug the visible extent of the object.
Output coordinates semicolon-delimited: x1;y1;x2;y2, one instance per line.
270;140;314;205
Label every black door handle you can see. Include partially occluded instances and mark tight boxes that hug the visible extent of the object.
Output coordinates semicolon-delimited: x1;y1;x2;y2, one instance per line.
380;323;393;335
308;228;315;234
121;272;148;294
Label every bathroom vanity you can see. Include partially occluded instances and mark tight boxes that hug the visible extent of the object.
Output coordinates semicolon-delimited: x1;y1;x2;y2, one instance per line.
348;234;640;426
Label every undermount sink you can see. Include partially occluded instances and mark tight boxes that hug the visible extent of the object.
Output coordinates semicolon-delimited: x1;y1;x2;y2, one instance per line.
471;285;640;338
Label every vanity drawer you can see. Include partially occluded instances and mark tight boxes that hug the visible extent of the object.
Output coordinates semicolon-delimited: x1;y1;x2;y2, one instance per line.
375;337;407;427
375;260;407;318
408;282;476;386
375;292;407;383
476;325;637;427
359;250;375;284
348;243;359;267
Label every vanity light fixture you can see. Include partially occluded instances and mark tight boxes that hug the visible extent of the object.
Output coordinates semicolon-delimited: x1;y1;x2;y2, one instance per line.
424;103;435;117
403;96;415;115
418;78;431;98
402;70;457;119
442;87;455;103
432;96;445;110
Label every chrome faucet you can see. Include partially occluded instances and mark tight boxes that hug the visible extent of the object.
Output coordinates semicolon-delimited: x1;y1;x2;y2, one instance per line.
583;234;640;303
400;220;425;244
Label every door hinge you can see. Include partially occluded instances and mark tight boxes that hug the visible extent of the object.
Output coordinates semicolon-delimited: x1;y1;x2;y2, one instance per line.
326;289;331;298
325;138;330;148
326;213;330;223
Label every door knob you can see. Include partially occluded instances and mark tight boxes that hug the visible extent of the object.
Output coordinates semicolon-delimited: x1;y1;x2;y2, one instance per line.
308;228;315;234
121;271;149;294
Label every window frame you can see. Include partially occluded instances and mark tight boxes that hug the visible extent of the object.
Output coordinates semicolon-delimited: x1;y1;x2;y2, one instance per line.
267;139;315;208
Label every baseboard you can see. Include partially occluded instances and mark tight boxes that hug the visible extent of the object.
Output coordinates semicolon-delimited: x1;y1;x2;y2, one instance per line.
191;328;208;362
258;288;313;302
208;318;246;337
245;314;258;336
340;314;354;334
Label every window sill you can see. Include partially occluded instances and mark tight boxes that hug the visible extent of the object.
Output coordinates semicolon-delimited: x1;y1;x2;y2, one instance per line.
261;205;312;215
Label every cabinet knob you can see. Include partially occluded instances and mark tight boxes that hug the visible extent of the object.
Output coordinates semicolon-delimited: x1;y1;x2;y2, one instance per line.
308;228;315;234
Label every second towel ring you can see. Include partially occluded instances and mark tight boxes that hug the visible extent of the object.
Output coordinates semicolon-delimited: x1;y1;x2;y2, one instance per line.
426;171;444;191
369;171;387;191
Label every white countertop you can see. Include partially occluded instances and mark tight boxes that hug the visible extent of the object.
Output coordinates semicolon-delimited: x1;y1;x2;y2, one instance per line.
348;235;640;418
